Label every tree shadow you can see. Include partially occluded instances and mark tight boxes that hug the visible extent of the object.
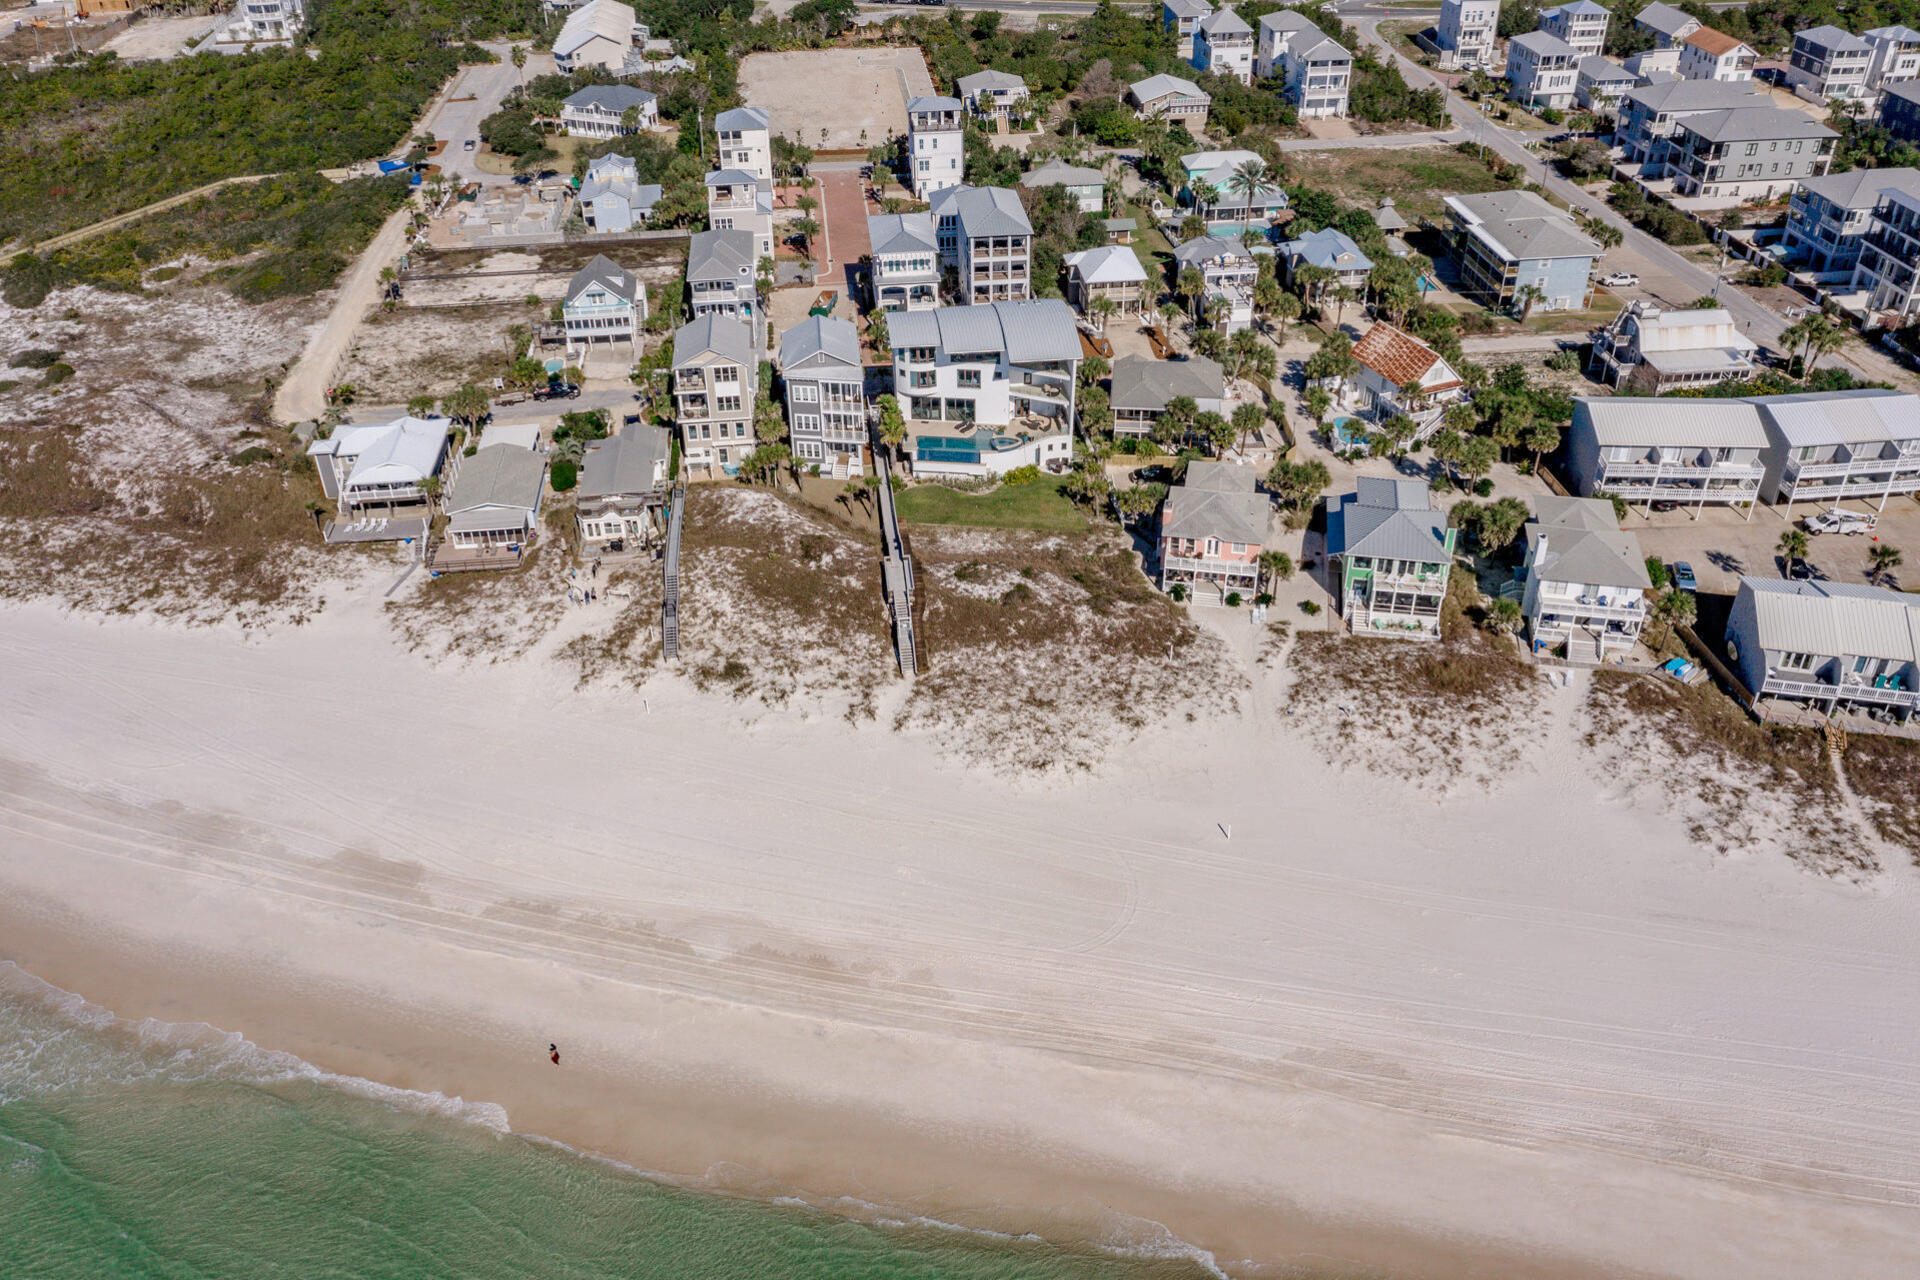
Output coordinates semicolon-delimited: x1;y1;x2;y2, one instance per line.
1705;549;1745;576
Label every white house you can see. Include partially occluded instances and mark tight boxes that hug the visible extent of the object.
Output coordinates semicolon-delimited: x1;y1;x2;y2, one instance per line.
686;227;759;318
1345;321;1468;441
956;69;1030;121
578;154;661;233
713;106;772;182
931;184;1034;305
1521;496;1651;662
1171;233;1260;332
1785;25;1874;103
1577;56;1639;117
553;0;638;74
890;301;1081;478
907;96;965;198
1539;0;1610;59
1437;0;1500;69
1864;25;1920;93
779;315;868;478
1063;245;1149;317
1110;354;1226;438
867;211;941;312
562;254;645;352
1507;30;1583;111
705;168;774;262
561;85;658;139
1678;27;1757;82
221;0;303;45
672;312;759;476
1566;396;1769;512
307;416;451;515
1727;577;1920;722
1853;184;1920;322
1163;0;1215;61
1127;74;1213;128
1589;301;1759;392
1193;7;1255;83
1754;388;1920;508
1256;11;1352;117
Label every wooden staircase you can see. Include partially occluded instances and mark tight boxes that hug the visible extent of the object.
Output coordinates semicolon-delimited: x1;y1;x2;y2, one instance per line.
661;481;685;661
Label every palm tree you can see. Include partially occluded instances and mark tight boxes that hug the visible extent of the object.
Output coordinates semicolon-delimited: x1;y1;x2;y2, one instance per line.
1781;314;1848;378
511;45;526;88
1189;179;1220;222
1258;550;1294;590
1177;265;1207;320
1580;215;1623;252
1268;291;1301;344
1088;294;1119;333
1777;528;1810;578
1330;284;1358;329
1514;283;1546;321
1869;542;1903;585
1228;158;1268;221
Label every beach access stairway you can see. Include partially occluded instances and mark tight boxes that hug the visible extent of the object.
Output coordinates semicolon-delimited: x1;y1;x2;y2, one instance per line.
874;454;919;677
662;480;685;661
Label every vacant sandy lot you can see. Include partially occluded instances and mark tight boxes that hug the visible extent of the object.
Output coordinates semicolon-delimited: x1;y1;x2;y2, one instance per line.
336;303;536;402
101;13;215;60
738;47;933;150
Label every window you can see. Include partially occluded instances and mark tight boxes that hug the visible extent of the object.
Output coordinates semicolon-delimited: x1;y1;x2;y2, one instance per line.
794;384;818;402
716;395;741;412
1779;651;1817;671
957;368;981;388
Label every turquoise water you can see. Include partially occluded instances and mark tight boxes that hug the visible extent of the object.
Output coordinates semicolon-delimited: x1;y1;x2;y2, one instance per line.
0;967;1218;1280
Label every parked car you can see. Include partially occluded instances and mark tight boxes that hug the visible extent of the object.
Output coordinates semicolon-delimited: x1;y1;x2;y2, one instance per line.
1598;271;1639;288
464;139;476;151
1670;561;1697;593
1805;509;1877;535
1650;499;1679;512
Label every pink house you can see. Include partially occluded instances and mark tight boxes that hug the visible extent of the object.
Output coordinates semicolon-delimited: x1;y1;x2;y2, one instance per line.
1158;461;1269;604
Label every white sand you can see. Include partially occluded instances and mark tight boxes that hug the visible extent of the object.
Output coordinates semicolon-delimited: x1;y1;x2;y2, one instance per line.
2;592;1919;1279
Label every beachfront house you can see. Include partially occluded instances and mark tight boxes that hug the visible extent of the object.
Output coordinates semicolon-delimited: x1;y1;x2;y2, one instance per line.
553;0;638;74
1727;577;1920;722
1158;461;1268;603
1172;234;1260;332
1852;184;1920;323
1679;27;1757;82
956;69;1030;122
868;212;941;312
672;312;758;476
1021;158;1108;214
561;85;658;139
1785;25;1874;104
307;416;451;515
440;439;547;564
1782;167;1920;277
1755;388;1920;509
1326;477;1455;639
1520;496;1651;661
779;315;869;479
1063;246;1150;318
1345;322;1468;441
1128;74;1213;128
1616;77;1769;176
714;106;772;181
1164;0;1214;60
1667;107;1837;204
1437;0;1500;69
576;425;673;553
578;154;661;234
562;254;645;352
932;184;1034;306
1193;7;1255;84
908;96;966;198
1110;353;1227;439
1588;301;1760;393
686;228;759;319
220;0;302;44
1567;396;1769;513
890;300;1080;479
1539;1;1610;59
1507;31;1583;111
1445;189;1601;315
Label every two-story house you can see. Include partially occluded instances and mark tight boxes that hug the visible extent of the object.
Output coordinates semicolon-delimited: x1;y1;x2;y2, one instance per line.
779;315;868;478
686;228;759;319
907;96;965;198
1679;26;1757;82
1507;31;1584;110
890;300;1081;478
1521;496;1651;662
1864;25;1920;94
440;438;547;563
1163;0;1214;61
1783;166;1920;276
1326;477;1455;639
1063;245;1149;317
578;154;661;234
867;211;941;312
956;69;1030;122
1853;184;1920;322
1635;1;1701;49
1786;25;1874;103
1617;76;1769;175
1882;78;1920;143
705;169;774;263
562;254;646;351
223;0;303;44
552;0;637;74
931;184;1034;305
1180;148;1290;226
1727;577;1920;722
1437;0;1500;69
1539;1;1610;59
1279;226;1373;293
1257;11;1352;116
1754;388;1920;508
576;424;672;553
1589;301;1759;392
561;85;658;139
1172;233;1261;332
307;416;451;517
1127;74;1213;128
671;312;758;475
1576;56;1639;119
713;106;772;181
1109;354;1226;439
1020;157;1107;213
1667;107;1836;203
1346;321;1468;441
1567;396;1769;512
1158;461;1268;602
1445;189;1601;314
1193;7;1255;83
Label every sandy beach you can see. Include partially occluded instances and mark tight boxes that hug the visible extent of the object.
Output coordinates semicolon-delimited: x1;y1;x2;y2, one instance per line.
4;591;1919;1279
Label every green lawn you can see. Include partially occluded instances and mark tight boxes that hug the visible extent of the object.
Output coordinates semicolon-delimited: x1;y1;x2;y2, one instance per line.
895;476;1091;532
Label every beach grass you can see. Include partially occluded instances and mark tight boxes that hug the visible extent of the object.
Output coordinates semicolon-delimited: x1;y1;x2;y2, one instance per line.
895;477;1091;533
1285;147;1509;224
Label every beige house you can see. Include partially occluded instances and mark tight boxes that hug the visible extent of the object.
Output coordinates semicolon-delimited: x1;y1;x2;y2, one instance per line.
1063;245;1149;317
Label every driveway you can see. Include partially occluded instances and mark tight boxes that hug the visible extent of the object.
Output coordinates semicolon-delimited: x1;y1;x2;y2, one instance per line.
1630;496;1920;596
422;45;542;189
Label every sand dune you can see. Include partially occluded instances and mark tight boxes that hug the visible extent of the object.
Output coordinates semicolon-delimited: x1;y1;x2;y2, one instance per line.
2;593;1918;1279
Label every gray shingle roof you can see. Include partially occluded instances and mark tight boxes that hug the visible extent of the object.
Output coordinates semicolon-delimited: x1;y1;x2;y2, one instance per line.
578;426;671;499
1282;226;1373;272
1676;106;1837;144
778;314;861;370
1545;0;1611;16
888;299;1081;364
1623;75;1766;113
1526;496;1651;590
1172;234;1256;268
957;68;1027;94
1445;189;1602;262
1130;73;1208;103
714;105;770;132
928;184;1033;238
1109;354;1224;412
908;94;964;112
1327;477;1450;562
1512;30;1583;58
686;228;757;283
1796;165;1920;210
1636;1;1698;37
1162;461;1267;545
1198;7;1251;35
566;253;637;304
673;311;755;368
446;444;546;516
564;85;657;113
1021;157;1107;189
1578;55;1637;83
867;211;938;256
1063;245;1147;284
1796;24;1871;53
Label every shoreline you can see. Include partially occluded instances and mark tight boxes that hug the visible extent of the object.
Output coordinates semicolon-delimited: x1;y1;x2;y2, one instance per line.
3;598;1919;1279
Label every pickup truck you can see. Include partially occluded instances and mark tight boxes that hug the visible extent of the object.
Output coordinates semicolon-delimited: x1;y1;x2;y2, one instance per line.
1805;509;1877;535
1597;271;1639;288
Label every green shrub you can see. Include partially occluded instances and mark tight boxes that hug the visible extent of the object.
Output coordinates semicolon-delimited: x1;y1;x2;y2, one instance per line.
227;446;274;466
1300;599;1321;615
1645;556;1668;589
1002;464;1041;486
549;459;578;492
1225;590;1243;607
8;348;60;369
1472;477;1495;497
42;362;74;387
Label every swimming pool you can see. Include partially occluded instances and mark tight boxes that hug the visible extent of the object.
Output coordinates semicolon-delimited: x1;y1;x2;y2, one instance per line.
1205;220;1278;242
1329;416;1370;452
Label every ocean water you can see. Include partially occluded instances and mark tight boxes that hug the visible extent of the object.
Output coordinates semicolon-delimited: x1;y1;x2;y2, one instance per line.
0;966;1219;1280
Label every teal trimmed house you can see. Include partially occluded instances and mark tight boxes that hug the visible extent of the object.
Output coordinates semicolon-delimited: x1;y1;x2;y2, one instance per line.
1326;477;1455;639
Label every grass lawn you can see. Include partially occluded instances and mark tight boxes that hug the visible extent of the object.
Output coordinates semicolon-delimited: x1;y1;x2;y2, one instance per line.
1285;147;1506;223
895;476;1091;532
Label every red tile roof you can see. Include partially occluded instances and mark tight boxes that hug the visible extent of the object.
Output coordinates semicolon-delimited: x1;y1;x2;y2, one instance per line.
1683;27;1750;56
1351;323;1460;393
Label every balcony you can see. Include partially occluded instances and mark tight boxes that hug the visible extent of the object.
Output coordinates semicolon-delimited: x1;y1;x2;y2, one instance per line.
1762;673;1918;708
1598;460;1763;481
1163;554;1258;578
1538;593;1645;622
679;402;711;420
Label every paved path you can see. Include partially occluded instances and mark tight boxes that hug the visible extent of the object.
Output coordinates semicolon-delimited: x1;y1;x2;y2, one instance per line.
816;169;872;309
27;174;278;255
273;207;414;426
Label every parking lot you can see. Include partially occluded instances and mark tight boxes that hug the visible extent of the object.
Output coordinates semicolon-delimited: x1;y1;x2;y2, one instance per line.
1628;494;1920;597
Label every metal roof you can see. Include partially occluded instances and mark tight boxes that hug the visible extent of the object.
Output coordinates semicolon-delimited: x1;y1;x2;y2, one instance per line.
566;254;637;304
1623;75;1765;113
1109;354;1224;411
1544;0;1611;16
1129;74;1208;103
1575;396;1770;447
1794;23;1870;52
957;68;1027;93
705;167;760;187
778;314;861;370
578;425;670;499
685;228;756;282
928;184;1033;238
713;105;770;132
1198;7;1251;35
1796;165;1920;211
1163;0;1212;17
1259;10;1318;34
1327;478;1450;562
1741;577;1920;663
447;444;546;516
1444;189;1601;262
866;211;937;256
1675;106;1836;144
554;0;635;56
1162;462;1268;545
311;417;449;489
672;311;755;368
564;85;655;112
1064;245;1148;284
888;299;1081;364
1021;157;1107;189
1512;30;1582;58
1751;389;1920;448
1578;55;1637;83
1635;2;1697;36
1525;497;1651;590
1617;303;1756;355
908;95;964;113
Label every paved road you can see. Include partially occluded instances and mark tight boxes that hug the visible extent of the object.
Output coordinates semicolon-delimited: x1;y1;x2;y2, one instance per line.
816;169;872;304
420;45;536;189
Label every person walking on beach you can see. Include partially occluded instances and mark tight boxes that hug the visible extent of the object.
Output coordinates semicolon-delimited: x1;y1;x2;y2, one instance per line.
549;1043;560;1065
